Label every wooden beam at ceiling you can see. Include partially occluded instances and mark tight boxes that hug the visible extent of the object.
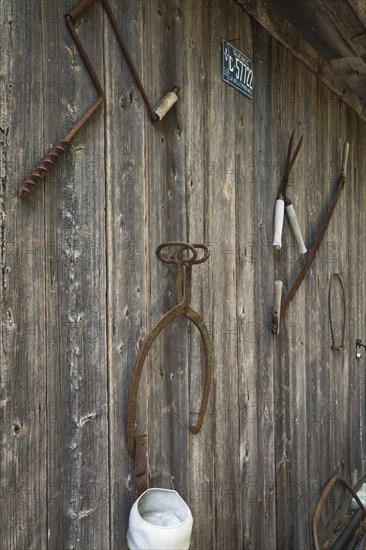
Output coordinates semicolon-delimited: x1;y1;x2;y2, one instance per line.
330;56;366;100
319;0;366;56
351;34;366;56
235;0;366;122
348;0;366;29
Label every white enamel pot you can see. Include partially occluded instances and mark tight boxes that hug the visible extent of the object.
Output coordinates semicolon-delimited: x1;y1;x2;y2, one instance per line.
127;488;193;549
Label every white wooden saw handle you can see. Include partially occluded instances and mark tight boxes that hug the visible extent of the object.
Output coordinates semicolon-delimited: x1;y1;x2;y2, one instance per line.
285;203;307;254
342;142;349;173
273;198;285;249
271;280;283;334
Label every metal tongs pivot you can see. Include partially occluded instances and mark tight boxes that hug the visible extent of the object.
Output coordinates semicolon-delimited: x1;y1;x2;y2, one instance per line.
127;242;212;491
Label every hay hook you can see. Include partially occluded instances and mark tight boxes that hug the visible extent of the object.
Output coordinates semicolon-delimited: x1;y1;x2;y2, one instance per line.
127;242;212;457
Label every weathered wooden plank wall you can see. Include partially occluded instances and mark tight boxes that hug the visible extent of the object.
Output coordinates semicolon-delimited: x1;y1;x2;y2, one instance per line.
1;1;365;549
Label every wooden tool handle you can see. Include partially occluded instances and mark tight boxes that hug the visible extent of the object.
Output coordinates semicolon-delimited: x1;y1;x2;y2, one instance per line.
342;142;349;173
273;199;285;249
154;86;180;121
285;204;307;255
271;280;283;334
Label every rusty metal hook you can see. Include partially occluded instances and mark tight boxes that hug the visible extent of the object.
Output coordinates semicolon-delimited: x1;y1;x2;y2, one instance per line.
127;242;212;457
328;272;346;352
18;0;180;198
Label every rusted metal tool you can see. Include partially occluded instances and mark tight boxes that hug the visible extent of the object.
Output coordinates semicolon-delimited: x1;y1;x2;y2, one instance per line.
272;142;349;334
17;0;180;198
273;130;306;254
328;273;346;352
312;474;366;550
127;242;212;492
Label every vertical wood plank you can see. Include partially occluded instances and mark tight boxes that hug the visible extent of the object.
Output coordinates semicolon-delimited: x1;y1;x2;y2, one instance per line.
103;1;146;548
344;107;362;485
326;96;345;491
354;116;366;478
271;37;292;550
42;1;109;548
272;38;292;550
355;114;366;475
251;23;277;550
183;1;215;548
303;58;321;539
235;11;257;549
0;1;48;548
205;1;242;547
143;0;190;501
277;49;310;550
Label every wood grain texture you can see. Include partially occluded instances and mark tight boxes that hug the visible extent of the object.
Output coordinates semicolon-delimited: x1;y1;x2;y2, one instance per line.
0;2;48;549
183;1;215;547
1;1;366;549
42;1;110;548
103;1;147;547
235;12;257;550
206;1;242;547
143;0;190;513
